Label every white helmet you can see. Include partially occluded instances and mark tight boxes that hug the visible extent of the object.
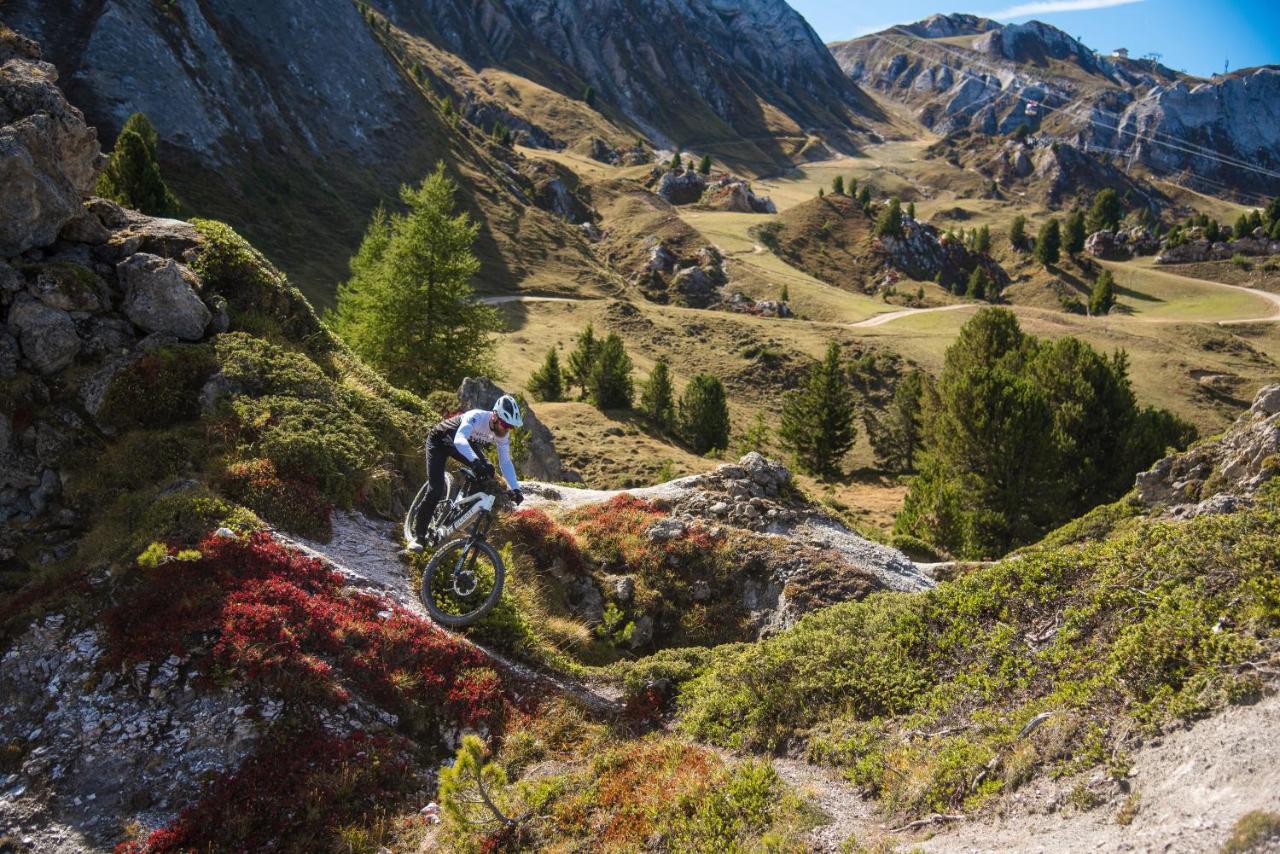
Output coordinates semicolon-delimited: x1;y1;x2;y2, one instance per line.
493;394;523;429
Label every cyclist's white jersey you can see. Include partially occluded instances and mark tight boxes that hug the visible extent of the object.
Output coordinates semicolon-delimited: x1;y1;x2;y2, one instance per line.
452;409;519;490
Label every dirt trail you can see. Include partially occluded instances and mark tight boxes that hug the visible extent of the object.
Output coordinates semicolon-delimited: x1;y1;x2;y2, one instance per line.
284;511;622;717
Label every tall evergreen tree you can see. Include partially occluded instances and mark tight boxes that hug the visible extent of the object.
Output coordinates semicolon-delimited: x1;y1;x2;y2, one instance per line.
587;333;633;410
780;283;790;303
330;165;499;395
876;197;904;238
95;113;177;216
670;151;682;170
527;347;564;402
966;266;989;300
678;374;730;455
1204;219;1221;242
1086;188;1124;233
1064;209;1086;255
1265;195;1280;230
697;154;713;175
1009;215;1028;250
868;368;928;473
1233;212;1252;239
1089;269;1116;316
582;84;596;107
1036;218;1061;267
778;342;857;479
640;359;676;433
906;201;916;220
857;185;872;211
848;177;858;198
974;224;992;254
832;175;845;195
566;324;599;398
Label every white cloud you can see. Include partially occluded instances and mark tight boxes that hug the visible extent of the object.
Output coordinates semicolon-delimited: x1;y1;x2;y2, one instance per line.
980;0;1144;18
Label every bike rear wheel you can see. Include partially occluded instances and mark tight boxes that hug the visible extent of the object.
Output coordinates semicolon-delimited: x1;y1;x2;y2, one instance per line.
403;473;460;545
420;536;505;627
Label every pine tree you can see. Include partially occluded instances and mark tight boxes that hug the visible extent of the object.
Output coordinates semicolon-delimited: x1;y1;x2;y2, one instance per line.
1233;212;1252;239
1086;188;1124;233
1089;269;1116;315
678;374;730;455
832;175;845;195
95;113;177;216
967;266;988;300
527;348;563;402
582;84;596;107
975;224;992;254
1009;215;1028;250
848;177;858;198
1036;218;1061;267
876;197;904;238
587;333;633;410
670;151;682;170
697;154;712;175
906;201;916;220
817;187;825;198
1265;195;1280;230
780;283;790;303
330;165;499;395
1064;210;1086;255
566;324;599;398
857;185;872;211
1204;219;1221;242
438;734;514;832
778;341;857;479
639;359;676;432
868;368;927;473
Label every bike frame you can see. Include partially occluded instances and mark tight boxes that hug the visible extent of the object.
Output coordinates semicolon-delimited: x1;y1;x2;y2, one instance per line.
440;477;496;540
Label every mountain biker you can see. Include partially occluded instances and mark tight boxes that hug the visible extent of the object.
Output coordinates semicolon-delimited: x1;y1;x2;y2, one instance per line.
406;394;525;552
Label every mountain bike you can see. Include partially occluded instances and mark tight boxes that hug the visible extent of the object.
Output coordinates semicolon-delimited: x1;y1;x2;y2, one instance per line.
403;469;507;627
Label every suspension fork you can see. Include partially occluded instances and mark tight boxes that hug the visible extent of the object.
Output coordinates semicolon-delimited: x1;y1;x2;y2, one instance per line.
457;512;493;575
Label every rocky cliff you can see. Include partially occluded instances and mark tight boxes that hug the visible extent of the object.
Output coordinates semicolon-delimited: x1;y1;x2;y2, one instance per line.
830;15;1280;199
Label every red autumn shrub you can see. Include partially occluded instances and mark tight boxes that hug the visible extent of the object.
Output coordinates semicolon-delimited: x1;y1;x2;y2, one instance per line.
117;729;417;853
98;345;217;431
103;533;510;733
503;507;587;575
216;457;331;538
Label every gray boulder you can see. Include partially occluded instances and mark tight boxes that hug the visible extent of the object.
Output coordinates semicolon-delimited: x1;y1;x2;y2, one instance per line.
8;293;80;374
0;53;104;255
457;377;576;483
1085;230;1130;260
28;262;103;312
655;168;707;205
117;253;210;341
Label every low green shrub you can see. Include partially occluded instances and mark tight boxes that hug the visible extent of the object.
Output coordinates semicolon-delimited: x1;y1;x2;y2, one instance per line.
98;344;217;431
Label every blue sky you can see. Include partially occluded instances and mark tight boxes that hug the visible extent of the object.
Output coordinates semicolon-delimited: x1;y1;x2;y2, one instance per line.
790;0;1280;78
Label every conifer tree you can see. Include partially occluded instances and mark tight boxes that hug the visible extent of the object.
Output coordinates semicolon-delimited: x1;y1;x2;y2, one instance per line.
848;177;858;198
832;175;845;195
780;283;790;303
876;197;904;238
778;342;857;478
1009;215;1028;250
1064;209;1086;255
678;374;730;454
975;224;992;254
1233;212;1252;239
330;165;499;395
587;333;633;410
1089;269;1116;315
1086;188;1124;233
96;113;177;216
527;348;564;402
697;154;712;175
1204;219;1221;242
640;359;676;433
967;266;988;300
582;84;596;107
1036;218;1061;267
566;324;599;398
868;368;927;473
670;151;682;170
857;185;872;211
906;201;916;220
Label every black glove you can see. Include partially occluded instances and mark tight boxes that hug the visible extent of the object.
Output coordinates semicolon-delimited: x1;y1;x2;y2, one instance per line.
507;489;524;506
470;458;495;481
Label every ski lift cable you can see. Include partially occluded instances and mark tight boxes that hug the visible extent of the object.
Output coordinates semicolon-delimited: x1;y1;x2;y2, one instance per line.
879;34;1280;182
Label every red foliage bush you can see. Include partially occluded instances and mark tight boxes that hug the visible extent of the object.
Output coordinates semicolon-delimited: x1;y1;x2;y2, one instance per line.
98;345;217;431
117;729;417;853
104;532;510;734
216;457;332;539
504;508;587;575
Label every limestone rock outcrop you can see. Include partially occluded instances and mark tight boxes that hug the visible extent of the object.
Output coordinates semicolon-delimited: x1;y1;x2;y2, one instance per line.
0;36;103;255
457;376;578;483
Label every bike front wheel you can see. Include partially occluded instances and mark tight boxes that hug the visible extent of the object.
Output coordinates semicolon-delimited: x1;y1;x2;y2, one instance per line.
420;537;505;628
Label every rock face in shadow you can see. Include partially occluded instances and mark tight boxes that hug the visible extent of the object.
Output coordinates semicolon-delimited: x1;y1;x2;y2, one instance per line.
0;32;103;255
